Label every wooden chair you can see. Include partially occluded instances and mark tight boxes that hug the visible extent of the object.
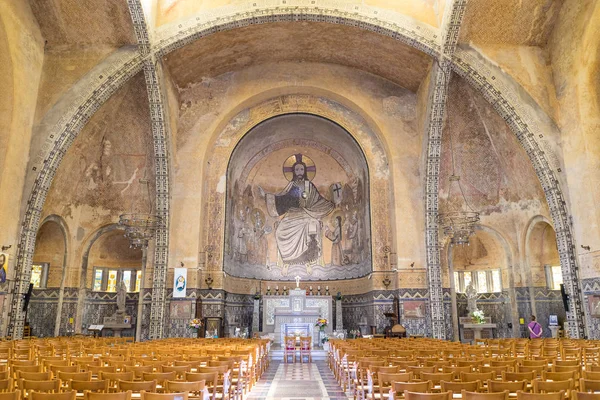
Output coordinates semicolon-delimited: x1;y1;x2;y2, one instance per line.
533;379;572;399
573;393;600;400
403;390;452;400
579;379;600;393
16;372;52;381
487;380;527;395
185;373;218;400
70;380;110;393
165;380;208;400
481;366;510;379
50;365;79;375
583;373;600;381
421;373;453;392
504;372;536;382
139;392;188;400
461;390;509;400
117;380;157;394
143;372;176;393
30;391;76;400
283;337;296;364
390;382;431;400
440;381;481;393
443;366;472;380
18;379;61;399
83;391;132;400
462;373;496;384
11;367;41;380
0;373;8;381
124;366;153;380
377;372;415;400
161;366;190;381
0;379;12;392
99;372;134;392
197;367;230;400
299;337;312;364
516;391;565;400
0;391;20;400
58;371;92;382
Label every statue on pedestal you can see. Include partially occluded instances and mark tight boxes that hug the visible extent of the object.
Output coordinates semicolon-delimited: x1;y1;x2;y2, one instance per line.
465;282;478;314
116;280;127;314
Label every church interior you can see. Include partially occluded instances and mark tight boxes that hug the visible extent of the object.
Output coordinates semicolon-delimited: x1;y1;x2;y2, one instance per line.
1;0;600;396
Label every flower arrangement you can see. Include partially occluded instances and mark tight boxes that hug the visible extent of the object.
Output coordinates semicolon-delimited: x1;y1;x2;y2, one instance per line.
315;318;328;329
471;309;485;324
189;318;203;329
349;329;362;339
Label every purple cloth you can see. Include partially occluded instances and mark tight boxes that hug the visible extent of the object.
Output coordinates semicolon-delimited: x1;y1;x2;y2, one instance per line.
529;321;542;338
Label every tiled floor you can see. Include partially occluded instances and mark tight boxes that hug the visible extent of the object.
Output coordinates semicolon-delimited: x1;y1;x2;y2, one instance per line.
247;360;352;400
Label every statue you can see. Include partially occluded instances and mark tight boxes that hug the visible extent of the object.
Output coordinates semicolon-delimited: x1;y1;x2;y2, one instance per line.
116;280;127;314
465;282;478;314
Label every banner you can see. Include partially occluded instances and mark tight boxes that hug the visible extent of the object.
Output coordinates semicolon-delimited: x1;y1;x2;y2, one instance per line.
0;253;7;283
173;268;187;298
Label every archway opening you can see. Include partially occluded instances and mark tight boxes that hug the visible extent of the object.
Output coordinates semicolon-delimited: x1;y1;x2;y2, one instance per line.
224;113;372;281
82;229;142;337
29;220;66;337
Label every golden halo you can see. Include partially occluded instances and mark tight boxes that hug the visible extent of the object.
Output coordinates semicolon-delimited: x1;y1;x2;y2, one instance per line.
283;153;316;182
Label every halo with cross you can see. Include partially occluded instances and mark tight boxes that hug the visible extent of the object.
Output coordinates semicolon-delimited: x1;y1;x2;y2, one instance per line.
283;153;316;182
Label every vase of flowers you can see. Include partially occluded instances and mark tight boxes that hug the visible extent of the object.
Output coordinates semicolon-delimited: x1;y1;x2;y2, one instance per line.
316;318;328;331
189;318;203;337
471;309;485;324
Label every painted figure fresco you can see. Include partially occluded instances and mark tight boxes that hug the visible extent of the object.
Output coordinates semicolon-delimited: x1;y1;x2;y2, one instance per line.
258;154;334;275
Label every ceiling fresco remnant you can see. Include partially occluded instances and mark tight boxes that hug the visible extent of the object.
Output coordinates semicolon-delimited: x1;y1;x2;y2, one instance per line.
225;114;372;281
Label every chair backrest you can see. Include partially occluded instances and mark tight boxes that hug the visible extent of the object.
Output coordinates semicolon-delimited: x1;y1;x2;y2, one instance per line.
160;366;190;380
392;381;432;398
403;390;452;400
117;380;157;394
543;371;576;382
503;371;535;382
533;378;573;394
284;337;296;351
18;379;61;398
517;391;565;400
165;380;206;394
30;391;76;400
487;380;526;394
83;391;132;400
0;372;7;381
12;366;41;379
0;391;20;400
584;372;600;381
440;380;480;393
70;379;110;393
185;372;217;400
139;392;188;400
421;373;453;385
99;372;134;391
378;372;415;399
124;366;153;379
58;371;92;382
574;393;600;400
580;378;600;393
461;372;495;383
16;371;52;381
0;378;12;392
461;390;509;400
50;365;79;375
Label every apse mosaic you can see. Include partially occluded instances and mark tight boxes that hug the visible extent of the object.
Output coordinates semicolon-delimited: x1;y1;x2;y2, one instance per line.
224;114;371;281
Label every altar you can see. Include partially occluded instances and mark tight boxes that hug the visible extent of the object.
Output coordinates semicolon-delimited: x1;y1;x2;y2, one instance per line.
263;288;332;347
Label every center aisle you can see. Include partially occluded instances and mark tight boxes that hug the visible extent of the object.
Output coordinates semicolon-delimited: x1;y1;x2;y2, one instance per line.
247;361;352;400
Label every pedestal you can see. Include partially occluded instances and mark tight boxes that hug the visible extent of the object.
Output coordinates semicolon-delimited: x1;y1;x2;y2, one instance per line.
318;329;326;347
549;325;560;338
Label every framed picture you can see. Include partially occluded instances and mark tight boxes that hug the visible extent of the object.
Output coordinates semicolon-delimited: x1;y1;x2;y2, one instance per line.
203;317;223;338
403;301;426;318
589;295;600;317
549;315;558;326
170;301;193;319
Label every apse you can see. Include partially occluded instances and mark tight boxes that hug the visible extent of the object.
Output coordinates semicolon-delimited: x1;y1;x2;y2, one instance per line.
224;114;371;281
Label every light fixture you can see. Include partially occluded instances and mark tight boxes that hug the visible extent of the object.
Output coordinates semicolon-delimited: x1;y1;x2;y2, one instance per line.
118;137;161;249
437;103;480;246
205;275;213;289
382;276;392;289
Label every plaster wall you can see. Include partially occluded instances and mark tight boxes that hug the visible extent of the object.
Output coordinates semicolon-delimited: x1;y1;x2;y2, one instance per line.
548;0;600;279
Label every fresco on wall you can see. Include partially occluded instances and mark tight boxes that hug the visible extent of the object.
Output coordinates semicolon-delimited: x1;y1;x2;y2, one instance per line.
224;115;371;281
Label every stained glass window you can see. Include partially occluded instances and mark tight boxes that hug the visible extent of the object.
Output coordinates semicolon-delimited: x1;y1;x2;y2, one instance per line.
122;271;132;292
492;270;502;292
477;271;488;293
31;264;43;288
93;269;103;291
135;270;142;292
107;270;118;292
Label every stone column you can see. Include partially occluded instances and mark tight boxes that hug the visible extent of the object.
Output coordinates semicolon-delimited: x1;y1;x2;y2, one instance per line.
335;298;343;331
252;298;260;335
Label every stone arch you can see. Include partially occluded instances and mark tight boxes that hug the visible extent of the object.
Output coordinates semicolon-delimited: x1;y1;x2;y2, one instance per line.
10;2;583;337
446;224;519;339
200;95;394;283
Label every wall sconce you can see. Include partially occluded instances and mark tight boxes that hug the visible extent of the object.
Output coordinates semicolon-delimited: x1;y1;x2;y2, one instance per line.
581;245;591;251
382;276;392;289
1;245;11;252
205;275;213;289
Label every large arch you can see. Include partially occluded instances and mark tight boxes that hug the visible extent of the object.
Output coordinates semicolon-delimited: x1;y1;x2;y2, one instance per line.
199;94;395;286
8;1;584;338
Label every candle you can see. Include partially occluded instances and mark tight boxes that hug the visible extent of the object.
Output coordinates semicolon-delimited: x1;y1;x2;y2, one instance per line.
276;285;278;290
310;286;312;290
326;286;329;290
318;286;321;290
268;286;270;290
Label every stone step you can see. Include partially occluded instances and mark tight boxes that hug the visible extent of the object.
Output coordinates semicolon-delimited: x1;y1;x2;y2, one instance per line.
269;349;329;361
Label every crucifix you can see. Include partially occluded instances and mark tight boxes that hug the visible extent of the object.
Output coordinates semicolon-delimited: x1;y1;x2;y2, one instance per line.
332;184;342;197
295;275;301;288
